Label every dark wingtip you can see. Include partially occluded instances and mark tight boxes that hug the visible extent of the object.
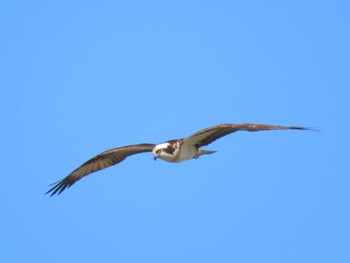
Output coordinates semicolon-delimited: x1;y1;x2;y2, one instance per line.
45;183;61;197
290;126;320;132
45;179;72;197
45;181;59;196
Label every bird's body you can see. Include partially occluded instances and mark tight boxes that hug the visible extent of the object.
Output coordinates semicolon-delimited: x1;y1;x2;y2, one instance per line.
47;123;311;196
152;140;216;162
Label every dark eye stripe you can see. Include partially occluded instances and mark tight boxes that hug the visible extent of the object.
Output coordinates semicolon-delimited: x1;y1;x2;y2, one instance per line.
164;145;176;154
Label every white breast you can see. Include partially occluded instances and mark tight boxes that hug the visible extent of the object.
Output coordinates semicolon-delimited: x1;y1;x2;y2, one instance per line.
177;143;198;162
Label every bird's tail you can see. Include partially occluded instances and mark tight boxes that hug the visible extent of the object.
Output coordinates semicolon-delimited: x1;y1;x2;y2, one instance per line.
195;149;217;158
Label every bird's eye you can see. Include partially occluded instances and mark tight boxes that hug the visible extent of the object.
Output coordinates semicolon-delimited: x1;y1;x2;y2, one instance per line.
156;149;161;154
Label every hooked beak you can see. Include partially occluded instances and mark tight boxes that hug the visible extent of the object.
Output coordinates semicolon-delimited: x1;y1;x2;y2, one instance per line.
153;153;159;161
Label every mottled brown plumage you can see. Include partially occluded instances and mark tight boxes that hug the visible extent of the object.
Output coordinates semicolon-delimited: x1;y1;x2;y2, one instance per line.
183;123;309;147
46;144;155;196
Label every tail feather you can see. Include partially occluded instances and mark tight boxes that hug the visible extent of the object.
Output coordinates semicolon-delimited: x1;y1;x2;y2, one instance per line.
195;149;217;158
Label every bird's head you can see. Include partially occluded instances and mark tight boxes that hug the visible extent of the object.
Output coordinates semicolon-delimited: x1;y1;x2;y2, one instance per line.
152;141;179;162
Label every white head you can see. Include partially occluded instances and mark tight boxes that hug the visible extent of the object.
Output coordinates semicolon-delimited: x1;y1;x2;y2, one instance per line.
152;141;180;162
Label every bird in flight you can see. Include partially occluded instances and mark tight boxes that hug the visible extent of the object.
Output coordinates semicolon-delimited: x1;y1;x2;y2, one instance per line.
46;123;310;196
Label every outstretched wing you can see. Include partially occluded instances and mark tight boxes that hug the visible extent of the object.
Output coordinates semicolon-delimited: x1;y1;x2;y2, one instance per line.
46;143;155;196
184;123;310;147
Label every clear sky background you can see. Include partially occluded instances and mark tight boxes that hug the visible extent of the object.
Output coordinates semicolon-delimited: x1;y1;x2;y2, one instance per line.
2;1;349;262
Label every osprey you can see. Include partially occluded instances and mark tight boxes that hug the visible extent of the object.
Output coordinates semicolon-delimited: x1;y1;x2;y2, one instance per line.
46;123;310;196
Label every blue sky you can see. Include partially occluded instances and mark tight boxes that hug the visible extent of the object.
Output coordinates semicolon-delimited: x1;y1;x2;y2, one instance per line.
2;1;349;262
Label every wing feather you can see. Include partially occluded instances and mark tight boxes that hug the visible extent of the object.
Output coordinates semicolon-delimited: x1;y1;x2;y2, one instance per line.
184;123;310;147
46;143;155;196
